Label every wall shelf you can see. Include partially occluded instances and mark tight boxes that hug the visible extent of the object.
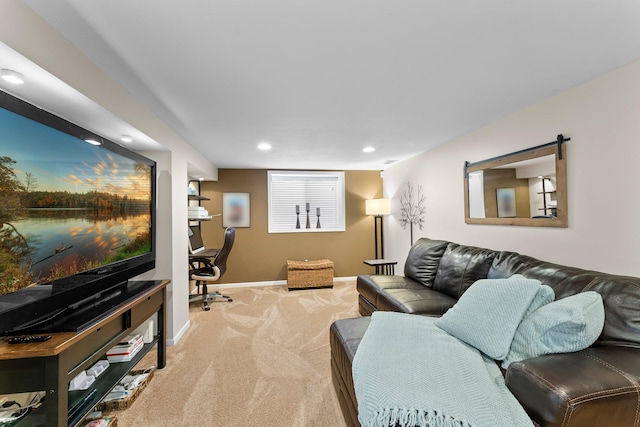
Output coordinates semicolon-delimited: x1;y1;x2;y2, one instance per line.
188;181;211;225
538;178;557;216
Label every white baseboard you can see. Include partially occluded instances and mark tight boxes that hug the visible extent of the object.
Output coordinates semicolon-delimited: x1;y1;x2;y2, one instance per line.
167;319;190;346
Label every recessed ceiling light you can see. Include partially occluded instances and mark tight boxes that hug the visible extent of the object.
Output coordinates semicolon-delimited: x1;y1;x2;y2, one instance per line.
84;139;101;146
1;69;25;85
121;135;133;143
363;146;376;153
258;142;272;151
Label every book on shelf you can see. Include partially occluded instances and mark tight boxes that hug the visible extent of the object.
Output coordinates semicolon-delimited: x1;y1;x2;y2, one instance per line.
107;334;144;363
116;334;143;346
188;206;210;218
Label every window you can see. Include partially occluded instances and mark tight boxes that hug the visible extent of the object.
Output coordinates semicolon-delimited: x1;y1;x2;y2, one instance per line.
268;171;345;233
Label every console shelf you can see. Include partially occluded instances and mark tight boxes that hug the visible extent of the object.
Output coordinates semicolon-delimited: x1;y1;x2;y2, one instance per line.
0;280;169;427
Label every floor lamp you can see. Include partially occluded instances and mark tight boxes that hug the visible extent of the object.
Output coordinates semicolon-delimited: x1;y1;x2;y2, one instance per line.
365;198;391;259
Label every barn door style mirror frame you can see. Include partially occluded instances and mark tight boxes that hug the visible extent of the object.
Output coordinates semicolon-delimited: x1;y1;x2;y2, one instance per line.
463;134;569;228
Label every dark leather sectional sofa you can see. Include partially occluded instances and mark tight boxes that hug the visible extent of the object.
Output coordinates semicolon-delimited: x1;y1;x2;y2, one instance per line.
330;238;640;427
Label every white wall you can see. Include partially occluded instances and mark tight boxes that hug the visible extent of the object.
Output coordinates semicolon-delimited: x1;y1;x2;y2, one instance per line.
0;1;216;344
137;151;191;345
384;57;640;277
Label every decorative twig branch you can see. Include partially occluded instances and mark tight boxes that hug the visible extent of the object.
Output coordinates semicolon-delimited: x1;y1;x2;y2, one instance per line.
398;182;426;244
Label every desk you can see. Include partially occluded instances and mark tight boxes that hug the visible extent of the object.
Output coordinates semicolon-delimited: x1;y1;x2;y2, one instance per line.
189;248;219;259
363;259;397;275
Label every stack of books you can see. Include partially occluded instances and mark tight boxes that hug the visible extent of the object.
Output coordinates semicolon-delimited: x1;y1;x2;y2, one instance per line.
188;206;211;219
106;334;144;363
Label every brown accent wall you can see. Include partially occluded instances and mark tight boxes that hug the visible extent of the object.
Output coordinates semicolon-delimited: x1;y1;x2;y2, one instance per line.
197;169;383;283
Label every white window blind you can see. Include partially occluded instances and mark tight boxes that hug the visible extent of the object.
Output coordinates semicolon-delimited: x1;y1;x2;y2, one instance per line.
268;171;345;233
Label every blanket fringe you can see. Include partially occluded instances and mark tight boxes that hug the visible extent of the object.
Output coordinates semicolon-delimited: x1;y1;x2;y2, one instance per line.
370;407;471;427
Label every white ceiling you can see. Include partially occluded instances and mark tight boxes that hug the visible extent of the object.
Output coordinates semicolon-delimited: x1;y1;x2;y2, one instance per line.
0;43;165;152
18;1;640;170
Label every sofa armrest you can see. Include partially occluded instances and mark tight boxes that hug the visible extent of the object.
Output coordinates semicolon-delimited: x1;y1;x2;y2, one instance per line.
505;346;640;427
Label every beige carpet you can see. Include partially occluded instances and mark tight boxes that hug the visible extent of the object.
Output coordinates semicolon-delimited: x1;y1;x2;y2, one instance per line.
116;281;359;426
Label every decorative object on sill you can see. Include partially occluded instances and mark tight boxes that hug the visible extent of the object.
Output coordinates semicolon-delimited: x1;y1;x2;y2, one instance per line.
399;182;425;245
365;198;391;259
295;205;301;229
305;202;311;229
316;207;321;229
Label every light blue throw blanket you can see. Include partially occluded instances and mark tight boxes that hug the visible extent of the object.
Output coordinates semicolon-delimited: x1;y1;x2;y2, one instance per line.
352;312;533;427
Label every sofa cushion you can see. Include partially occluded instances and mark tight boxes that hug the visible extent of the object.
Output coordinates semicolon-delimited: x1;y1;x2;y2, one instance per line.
376;287;457;315
503;291;605;368
584;275;640;346
403;238;449;286
435;275;545;360
488;251;533;279
489;252;598;299
357;275;425;310
432;243;497;298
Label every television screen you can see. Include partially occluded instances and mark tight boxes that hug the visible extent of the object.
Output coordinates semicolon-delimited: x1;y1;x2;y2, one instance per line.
0;91;156;334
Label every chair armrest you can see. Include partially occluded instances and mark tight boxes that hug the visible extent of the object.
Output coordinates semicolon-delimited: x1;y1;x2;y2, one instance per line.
505;346;640;427
189;257;214;269
191;266;221;282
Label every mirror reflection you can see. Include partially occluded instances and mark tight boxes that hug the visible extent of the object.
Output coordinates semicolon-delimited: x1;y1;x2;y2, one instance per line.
468;154;556;219
464;141;567;227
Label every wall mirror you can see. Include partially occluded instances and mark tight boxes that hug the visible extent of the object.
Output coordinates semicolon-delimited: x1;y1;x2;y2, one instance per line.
464;135;568;227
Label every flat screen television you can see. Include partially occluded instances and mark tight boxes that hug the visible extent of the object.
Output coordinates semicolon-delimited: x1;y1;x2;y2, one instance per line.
0;90;156;335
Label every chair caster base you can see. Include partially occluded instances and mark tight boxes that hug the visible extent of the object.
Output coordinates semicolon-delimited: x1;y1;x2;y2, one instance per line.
211;291;232;302
189;289;233;311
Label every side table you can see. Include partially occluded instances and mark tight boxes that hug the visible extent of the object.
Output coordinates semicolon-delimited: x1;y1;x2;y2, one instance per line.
363;259;397;275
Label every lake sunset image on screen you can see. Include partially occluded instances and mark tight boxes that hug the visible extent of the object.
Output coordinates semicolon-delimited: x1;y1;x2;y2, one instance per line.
1;106;152;295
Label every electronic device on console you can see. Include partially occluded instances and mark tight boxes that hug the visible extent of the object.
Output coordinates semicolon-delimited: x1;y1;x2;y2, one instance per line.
0;90;157;336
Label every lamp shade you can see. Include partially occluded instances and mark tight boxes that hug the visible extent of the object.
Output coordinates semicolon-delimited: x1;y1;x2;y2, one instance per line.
365;198;391;216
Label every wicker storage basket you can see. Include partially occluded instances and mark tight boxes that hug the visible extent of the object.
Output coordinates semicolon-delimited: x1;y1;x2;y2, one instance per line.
286;259;334;290
95;369;154;413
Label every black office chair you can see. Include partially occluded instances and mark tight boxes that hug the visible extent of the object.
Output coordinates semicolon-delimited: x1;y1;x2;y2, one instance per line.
189;227;235;311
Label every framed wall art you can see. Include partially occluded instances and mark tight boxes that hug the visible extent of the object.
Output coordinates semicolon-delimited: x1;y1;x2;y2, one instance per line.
496;188;516;218
222;192;251;227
